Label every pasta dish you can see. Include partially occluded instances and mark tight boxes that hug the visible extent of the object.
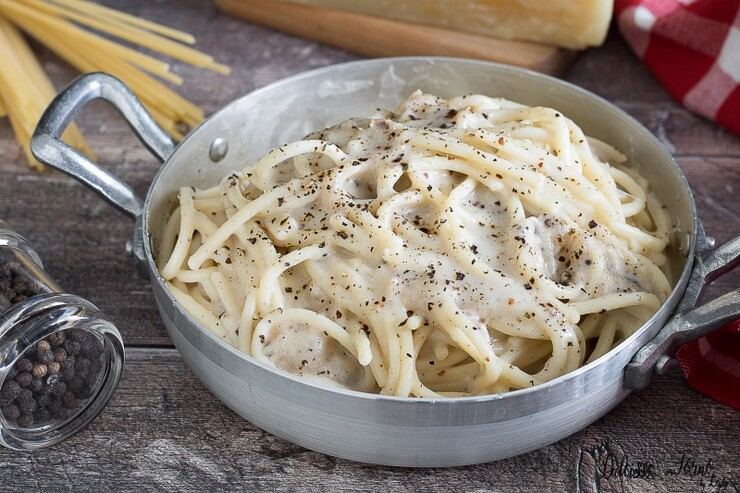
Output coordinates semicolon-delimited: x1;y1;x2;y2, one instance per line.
157;92;672;397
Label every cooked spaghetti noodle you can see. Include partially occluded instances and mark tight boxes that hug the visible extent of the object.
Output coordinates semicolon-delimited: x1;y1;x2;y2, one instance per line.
158;92;672;397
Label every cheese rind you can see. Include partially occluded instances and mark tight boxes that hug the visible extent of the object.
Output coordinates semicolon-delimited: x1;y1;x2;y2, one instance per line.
279;0;613;49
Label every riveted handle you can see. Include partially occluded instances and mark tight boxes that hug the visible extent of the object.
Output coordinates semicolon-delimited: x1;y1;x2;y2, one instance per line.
701;234;740;284
625;234;740;389
31;72;175;218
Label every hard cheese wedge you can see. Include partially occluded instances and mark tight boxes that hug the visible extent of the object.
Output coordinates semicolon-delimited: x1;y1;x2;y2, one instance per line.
279;0;613;49
216;0;576;74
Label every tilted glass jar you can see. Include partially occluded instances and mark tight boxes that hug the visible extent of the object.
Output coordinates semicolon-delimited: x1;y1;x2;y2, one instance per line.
0;220;124;450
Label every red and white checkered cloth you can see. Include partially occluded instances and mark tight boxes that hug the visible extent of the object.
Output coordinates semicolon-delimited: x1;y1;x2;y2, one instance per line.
615;0;740;136
616;0;740;410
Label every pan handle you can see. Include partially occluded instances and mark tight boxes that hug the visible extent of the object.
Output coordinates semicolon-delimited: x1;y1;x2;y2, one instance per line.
31;72;175;219
624;233;740;390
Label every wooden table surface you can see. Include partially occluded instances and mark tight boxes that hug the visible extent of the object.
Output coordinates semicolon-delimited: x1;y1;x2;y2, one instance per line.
0;1;738;491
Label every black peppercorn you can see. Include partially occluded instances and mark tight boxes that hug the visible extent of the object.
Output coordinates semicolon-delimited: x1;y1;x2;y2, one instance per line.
36;393;49;408
68;377;84;393
62;392;78;410
62;365;75;382
32;363;48;379
61;356;75;370
16;372;33;388
30;378;44;392
1;380;21;400
64;340;81;356
53;348;67;363
45;374;60;388
17;414;33;428
73;387;89;400
50;381;67;397
1;404;20;421
48;331;66;346
81;338;100;357
16;358;33;373
17;388;33;403
18;396;37;415
38;350;54;365
77;371;90;386
36;340;51;354
76;357;90;371
47;362;61;375
34;408;50;423
47;397;62;413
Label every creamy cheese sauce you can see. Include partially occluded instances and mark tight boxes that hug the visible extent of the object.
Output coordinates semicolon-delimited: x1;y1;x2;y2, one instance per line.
159;91;671;397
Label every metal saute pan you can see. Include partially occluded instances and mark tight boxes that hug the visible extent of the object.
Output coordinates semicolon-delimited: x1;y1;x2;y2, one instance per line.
30;59;740;467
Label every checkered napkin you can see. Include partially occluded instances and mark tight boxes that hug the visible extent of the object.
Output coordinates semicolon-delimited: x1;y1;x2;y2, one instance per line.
615;0;740;136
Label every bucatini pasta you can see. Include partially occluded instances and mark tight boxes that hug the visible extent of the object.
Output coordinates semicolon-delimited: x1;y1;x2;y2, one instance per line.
157;92;672;397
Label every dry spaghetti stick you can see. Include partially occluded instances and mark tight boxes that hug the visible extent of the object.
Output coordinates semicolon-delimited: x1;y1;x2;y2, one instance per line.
82;48;193;134
81;48;204;126
45;0;186;46
2;4;202;135
60;31;206;124
1;12;91;155
4;0;183;85
1;0;228;160
0;13;91;168
36;0;229;74
145;105;186;141
20;26;185;137
50;0;196;44
7;0;182;85
0;95;6;118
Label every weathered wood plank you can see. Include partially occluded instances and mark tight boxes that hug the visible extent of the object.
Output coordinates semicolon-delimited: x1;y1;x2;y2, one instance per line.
678;156;740;299
0;349;736;493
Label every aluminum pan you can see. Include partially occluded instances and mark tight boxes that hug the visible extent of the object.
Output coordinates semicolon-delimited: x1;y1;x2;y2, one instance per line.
138;58;697;464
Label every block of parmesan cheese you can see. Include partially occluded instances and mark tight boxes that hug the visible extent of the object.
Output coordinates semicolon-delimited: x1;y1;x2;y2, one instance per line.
278;0;613;49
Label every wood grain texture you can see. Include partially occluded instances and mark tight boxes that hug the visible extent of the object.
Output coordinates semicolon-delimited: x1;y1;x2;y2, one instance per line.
0;1;737;491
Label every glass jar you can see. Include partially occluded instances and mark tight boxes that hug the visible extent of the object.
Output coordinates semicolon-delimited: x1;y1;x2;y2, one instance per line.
0;220;124;450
